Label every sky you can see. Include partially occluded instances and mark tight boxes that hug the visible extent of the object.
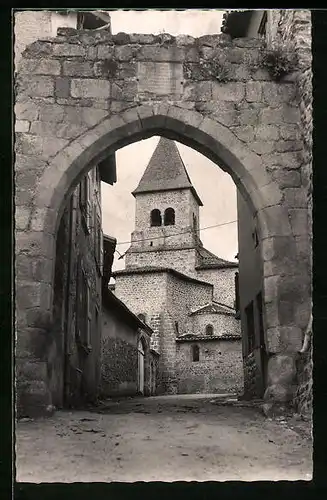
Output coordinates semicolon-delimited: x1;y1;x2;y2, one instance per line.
100;10;238;271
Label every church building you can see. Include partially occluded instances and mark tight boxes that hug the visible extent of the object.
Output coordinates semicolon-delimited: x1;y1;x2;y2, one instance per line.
113;137;243;395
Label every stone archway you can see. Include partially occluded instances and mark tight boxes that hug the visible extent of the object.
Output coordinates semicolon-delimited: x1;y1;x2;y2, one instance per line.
15;28;311;416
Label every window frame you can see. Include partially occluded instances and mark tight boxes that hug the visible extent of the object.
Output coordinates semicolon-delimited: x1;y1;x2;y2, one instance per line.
205;324;214;336
192;344;200;362
164;207;175;226
150;208;162;227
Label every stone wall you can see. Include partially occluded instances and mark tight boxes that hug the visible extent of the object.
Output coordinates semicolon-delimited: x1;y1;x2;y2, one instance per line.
195;267;237;308
189;312;241;338
275;10;312;416
114;271;168;315
176;339;243;394
166;272;213;335
15;23;311;414
126;246;198;277
100;309;138;397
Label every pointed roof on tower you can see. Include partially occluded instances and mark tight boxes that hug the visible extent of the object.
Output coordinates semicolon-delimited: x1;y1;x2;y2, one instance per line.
132;137;203;206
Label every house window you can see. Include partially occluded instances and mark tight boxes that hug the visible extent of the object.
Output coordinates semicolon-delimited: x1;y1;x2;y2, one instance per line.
206;324;213;336
245;301;255;354
138;313;146;323
234;271;240;319
164;207;175;226
94;211;103;275
79;174;92;233
175;321;179;334
193;214;197;232
76;261;91;351
258;11;267;37
192;344;200;362
150;209;162;227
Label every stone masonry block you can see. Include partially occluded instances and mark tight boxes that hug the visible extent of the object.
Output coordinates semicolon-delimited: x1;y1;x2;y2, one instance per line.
38;103;65;122
265;301;279;328
258;182;283;206
289;209;308;236
259;205;293;238
264;275;279;303
250;141;275;155
262;82;296;105
16;281;52;311
283;188;308;208
138;45;185;62
282;105;301;124
62;60;94;77
115;45;133;61
255;124;279;141
15;206;30;230
62;106;108;128
71;78;110;99
54;77;70;99
267;354;297;384
245;81;262;102
14;101;40;121
97;45;115;60
266;328;280;353
231;125;255;142
18;58;61;76
17;75;54;99
259;108;281;125
16;231;55;259
183;82;212;102
262;152;302;170
53;43;86;57
212;82;245;102
279;124;301;141
15;120;30;133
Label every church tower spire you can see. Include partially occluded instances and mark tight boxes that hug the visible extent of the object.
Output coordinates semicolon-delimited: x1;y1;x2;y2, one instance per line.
125;137;203;275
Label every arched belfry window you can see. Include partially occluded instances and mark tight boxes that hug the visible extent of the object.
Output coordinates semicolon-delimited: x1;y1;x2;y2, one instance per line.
164;208;175;226
206;325;214;336
150;209;162;227
192;344;200;362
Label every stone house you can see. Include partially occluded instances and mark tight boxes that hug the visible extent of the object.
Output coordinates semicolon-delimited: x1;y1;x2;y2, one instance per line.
113;137;243;395
222;9;313;414
101;234;158;398
48;158;116;410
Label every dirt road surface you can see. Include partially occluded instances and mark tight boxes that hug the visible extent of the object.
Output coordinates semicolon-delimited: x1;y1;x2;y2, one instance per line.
15;394;312;483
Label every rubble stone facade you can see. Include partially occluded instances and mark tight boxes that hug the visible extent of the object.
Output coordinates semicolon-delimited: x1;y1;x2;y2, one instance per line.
15;15;311;415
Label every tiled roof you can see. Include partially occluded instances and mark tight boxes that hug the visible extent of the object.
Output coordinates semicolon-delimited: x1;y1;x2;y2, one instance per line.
176;333;241;342
132;137;203;206
102;288;153;335
196;246;238;270
189;301;236;316
113;266;214;288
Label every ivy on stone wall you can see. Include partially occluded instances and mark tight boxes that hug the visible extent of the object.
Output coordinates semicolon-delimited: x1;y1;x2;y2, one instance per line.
259;39;298;81
183;51;232;83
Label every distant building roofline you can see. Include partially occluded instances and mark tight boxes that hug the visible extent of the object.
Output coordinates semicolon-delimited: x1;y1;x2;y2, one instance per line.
113;266;214;288
102;287;153;335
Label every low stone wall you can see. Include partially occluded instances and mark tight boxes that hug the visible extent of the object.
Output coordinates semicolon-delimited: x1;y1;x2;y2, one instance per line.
176;339;243;394
100;335;138;397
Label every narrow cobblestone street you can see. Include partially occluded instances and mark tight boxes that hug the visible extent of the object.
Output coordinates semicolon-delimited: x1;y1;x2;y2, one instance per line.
16;394;312;482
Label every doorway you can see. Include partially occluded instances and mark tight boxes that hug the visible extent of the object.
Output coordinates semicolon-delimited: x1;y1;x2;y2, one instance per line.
138;338;145;395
